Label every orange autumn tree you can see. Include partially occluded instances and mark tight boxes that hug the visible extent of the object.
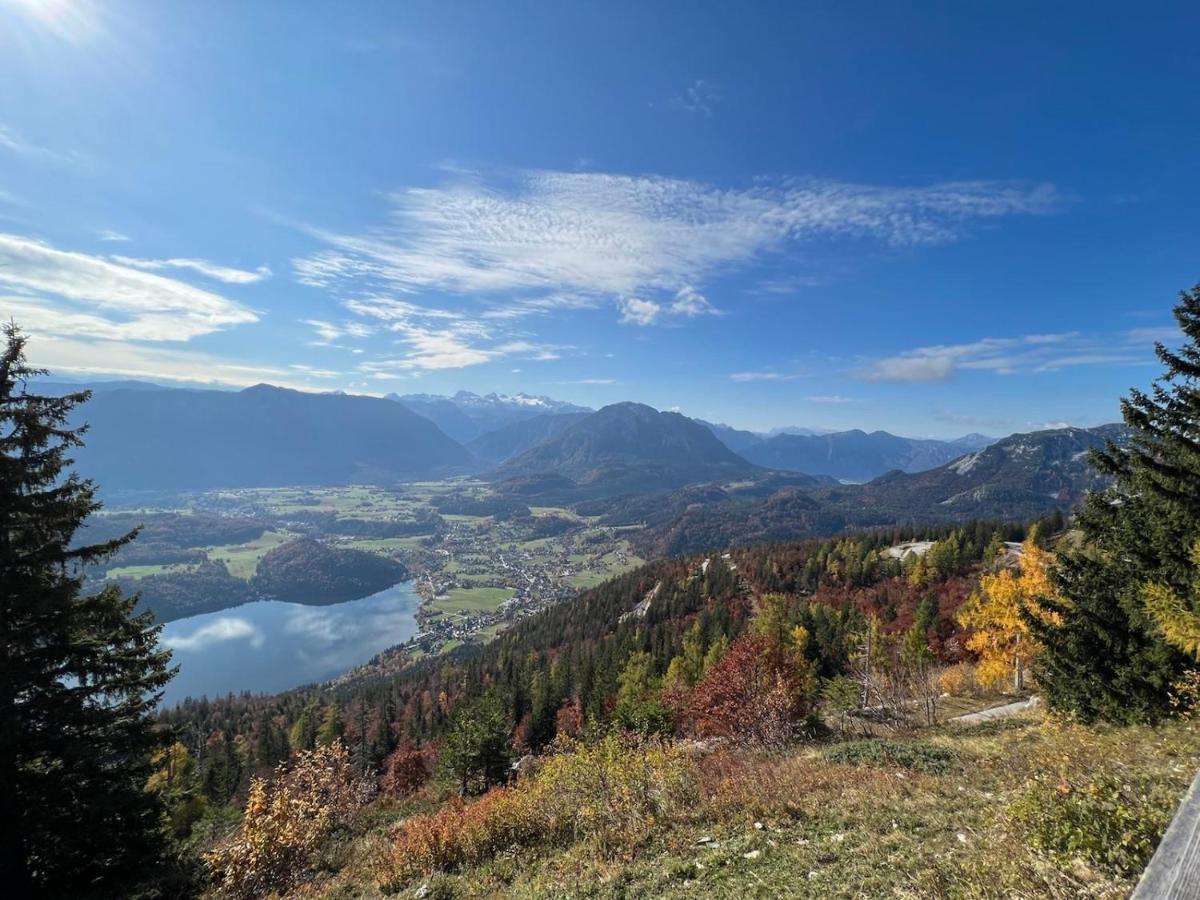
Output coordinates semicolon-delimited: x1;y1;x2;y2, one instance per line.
957;533;1061;691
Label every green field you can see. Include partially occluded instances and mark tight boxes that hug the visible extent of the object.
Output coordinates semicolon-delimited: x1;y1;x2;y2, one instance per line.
339;536;430;555
205;529;293;579
431;586;514;616
106;562;194;579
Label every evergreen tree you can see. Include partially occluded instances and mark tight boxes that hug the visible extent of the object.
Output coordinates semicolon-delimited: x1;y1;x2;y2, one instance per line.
438;691;512;796
0;324;175;896
1028;288;1200;721
315;703;344;747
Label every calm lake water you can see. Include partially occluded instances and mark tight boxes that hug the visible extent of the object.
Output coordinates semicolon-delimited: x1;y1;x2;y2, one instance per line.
158;581;421;706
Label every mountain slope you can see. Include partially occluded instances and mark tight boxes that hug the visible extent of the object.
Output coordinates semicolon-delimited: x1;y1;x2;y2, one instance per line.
466;412;591;464
841;424;1125;517
72;384;472;490
633;424;1125;556
493;402;763;497
740;429;996;481
695;419;765;454
391;390;591;442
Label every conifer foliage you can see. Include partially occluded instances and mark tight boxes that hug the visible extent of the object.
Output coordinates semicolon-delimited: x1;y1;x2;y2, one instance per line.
1030;288;1200;721
0;325;175;896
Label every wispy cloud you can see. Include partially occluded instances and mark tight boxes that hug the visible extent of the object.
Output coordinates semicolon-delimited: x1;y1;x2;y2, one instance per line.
562;377;615;385
0;122;81;163
113;255;272;284
26;334;334;392
854;329;1159;383
96;229;131;242
673;79;722;117
807;394;857;404
0;233;258;342
294;168;1062;337
301;318;375;344
357;322;563;377
730;370;804;383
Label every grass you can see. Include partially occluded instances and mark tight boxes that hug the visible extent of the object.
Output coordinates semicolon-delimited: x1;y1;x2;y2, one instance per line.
307;710;1199;899
431;586;515;616
205;529;294;579
568;543;645;589
106;562;195;579
339;537;426;555
823;738;957;774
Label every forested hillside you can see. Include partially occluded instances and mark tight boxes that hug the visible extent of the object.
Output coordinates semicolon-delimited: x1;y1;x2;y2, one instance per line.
625;424;1124;557
159;514;1056;798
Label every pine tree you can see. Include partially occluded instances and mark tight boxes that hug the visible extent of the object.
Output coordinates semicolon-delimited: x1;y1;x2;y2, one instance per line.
438;691;512;796
1028;288;1200;722
0;324;175;895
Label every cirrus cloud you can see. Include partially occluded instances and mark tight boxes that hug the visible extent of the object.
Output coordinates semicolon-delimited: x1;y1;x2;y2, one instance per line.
853;329;1159;383
0;233;258;342
294;168;1062;336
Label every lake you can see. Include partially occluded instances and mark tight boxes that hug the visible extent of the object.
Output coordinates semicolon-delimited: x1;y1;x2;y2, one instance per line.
158;581;421;706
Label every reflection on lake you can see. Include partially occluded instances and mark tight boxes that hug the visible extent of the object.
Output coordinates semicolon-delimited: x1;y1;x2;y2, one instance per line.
158;581;420;706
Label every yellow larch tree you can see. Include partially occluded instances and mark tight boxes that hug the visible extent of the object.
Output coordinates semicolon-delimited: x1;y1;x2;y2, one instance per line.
957;534;1060;692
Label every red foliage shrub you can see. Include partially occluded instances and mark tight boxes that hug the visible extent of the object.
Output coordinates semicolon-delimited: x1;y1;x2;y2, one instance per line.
381;743;434;797
687;632;809;746
554;698;584;740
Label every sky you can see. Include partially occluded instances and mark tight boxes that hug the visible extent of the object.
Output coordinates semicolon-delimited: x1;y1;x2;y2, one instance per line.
1;0;1197;437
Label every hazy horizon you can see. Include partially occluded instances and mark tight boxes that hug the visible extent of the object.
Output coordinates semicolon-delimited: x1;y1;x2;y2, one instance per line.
3;1;1195;437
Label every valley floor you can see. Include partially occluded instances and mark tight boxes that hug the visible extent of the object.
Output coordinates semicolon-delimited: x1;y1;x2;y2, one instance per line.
298;710;1198;900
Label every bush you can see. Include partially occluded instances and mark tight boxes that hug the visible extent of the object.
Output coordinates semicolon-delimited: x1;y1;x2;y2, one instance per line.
1010;770;1178;877
381;734;698;884
688;632;810;747
823;739;956;774
381;743;435;797
937;662;980;697
204;742;369;898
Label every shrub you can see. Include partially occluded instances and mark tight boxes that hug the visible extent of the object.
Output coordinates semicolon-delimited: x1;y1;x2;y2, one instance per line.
204;742;369;898
936;662;980;697
382;733;698;884
1010;770;1178;877
823;739;956;774
381;743;435;797
688;632;810;746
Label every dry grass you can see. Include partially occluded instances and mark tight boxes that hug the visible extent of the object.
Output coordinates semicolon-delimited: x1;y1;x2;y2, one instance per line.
299;711;1199;899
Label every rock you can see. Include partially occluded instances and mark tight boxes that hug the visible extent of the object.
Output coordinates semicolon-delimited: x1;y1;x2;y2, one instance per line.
743;850;761;860
754;821;764;830
414;885;431;899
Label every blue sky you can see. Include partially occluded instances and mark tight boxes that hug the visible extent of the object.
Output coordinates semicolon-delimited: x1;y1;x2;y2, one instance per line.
1;0;1197;436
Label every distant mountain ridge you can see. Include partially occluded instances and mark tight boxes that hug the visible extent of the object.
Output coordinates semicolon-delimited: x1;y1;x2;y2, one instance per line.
630;423;1125;557
466;412;591;463
738;429;996;482
389;390;591;443
70;384;472;491
493;402;764;498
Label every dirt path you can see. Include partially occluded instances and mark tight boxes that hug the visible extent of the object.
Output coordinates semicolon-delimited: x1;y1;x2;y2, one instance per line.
948;696;1040;725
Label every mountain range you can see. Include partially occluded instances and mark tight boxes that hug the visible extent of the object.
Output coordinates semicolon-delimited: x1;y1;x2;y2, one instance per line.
388;390;591;443
734;428;995;482
36;379;1120;539
625;424;1127;557
68;384;471;491
466;412;591;464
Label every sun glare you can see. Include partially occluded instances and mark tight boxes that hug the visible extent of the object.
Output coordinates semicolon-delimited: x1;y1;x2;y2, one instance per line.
2;0;102;43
